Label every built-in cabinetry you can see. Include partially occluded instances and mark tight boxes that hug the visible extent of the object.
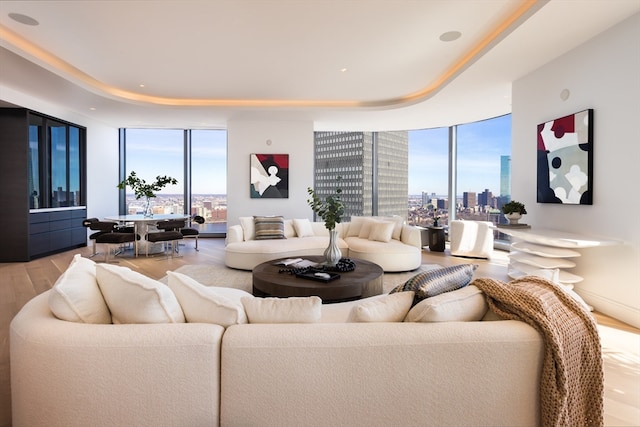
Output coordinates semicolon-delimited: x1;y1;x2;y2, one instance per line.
496;227;618;289
0;108;87;261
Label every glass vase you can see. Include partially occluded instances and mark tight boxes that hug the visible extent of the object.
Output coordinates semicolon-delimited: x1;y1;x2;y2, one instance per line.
144;197;154;218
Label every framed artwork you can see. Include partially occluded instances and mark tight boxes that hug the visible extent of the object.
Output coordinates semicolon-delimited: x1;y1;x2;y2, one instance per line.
250;153;289;198
537;109;593;205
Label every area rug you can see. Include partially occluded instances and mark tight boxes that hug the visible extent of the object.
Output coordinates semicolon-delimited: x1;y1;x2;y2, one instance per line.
162;263;442;294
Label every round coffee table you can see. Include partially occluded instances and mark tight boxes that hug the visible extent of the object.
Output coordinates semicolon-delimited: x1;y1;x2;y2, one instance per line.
252;256;384;303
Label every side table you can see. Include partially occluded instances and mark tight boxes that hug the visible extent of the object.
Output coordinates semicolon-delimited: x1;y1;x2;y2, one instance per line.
427;227;445;252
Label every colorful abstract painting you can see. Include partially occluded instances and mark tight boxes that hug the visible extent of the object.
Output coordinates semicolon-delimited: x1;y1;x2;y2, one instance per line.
537;109;593;205
250;153;289;198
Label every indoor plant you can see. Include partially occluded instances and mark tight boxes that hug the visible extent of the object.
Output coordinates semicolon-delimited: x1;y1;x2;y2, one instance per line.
117;171;178;217
307;177;345;266
502;200;527;225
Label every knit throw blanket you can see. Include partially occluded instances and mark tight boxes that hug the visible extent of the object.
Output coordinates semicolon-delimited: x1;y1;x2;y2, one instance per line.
472;276;603;427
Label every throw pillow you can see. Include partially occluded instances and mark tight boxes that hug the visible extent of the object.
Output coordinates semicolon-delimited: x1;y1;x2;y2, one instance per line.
96;264;185;324
292;218;315;238
347;216;365;237
48;254;112;324
239;216;255;241
390;264;478;305
166;271;250;327
347;291;415;322
404;285;488;322
253;215;286;240
241;296;322;323
358;218;376;238
368;221;395;243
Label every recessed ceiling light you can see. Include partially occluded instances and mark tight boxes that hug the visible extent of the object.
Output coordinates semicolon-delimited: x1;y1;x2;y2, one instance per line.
340;68;348;73
439;31;461;42
8;13;39;26
139;84;146;88
89;107;96;111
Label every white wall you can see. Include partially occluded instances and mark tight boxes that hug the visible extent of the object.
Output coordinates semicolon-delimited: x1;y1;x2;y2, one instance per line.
512;13;640;327
0;85;120;221
226;119;315;226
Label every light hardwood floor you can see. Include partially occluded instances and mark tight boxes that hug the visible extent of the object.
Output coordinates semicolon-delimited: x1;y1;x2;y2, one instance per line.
1;238;638;427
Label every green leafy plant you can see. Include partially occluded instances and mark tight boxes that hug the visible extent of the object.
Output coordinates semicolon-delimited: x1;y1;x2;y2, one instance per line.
117;171;178;199
502;200;527;215
307;177;345;231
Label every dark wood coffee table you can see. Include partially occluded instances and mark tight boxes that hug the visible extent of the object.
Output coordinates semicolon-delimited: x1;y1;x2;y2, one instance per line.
252;256;383;303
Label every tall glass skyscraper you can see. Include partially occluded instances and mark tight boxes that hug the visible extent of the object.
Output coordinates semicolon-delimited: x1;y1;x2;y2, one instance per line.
500;155;511;198
313;131;408;220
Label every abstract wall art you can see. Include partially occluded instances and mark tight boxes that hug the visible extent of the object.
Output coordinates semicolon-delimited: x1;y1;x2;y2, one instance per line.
537;109;593;205
250;153;289;198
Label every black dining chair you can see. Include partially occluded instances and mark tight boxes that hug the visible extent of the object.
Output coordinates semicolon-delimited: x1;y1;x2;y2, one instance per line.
145;219;185;258
83;218;117;258
180;215;205;250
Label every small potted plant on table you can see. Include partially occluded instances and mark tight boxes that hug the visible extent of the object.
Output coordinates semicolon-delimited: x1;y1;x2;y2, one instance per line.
502;200;527;225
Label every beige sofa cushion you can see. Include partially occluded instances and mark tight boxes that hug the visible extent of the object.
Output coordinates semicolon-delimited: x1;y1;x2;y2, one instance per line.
292;218;315;237
242;296;322;323
405;285;488;322
368;221;395;242
166;271;250;327
96;264;185;324
48;254;112;324
239;216;255;240
347;291;415;322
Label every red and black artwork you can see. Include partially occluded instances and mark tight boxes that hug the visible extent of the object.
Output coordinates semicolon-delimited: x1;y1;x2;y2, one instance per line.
537;109;593;205
250;153;289;198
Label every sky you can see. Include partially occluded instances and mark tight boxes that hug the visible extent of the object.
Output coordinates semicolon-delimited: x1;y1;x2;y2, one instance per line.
408;114;511;196
124;113;511;197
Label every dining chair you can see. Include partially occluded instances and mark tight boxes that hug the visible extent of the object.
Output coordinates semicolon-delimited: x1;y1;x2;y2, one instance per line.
145;219;185;258
180;215;205;250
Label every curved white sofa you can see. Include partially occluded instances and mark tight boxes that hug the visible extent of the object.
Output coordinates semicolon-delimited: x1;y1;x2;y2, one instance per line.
225;216;423;272
11;289;544;427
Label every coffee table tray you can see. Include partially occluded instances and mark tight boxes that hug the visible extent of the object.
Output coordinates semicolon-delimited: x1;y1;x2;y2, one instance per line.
295;270;341;282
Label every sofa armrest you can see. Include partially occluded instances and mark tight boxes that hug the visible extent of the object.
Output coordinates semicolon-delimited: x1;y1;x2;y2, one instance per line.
226;224;244;244
400;224;422;248
11;292;224;427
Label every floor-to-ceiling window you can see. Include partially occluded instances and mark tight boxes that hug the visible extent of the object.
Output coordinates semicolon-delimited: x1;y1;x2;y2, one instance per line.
191;129;227;235
120;128;227;235
407;114;512;241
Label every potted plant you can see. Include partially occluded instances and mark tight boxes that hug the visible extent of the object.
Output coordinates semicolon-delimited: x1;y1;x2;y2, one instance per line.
117;171;178;217
502;200;527;225
307;177;345;266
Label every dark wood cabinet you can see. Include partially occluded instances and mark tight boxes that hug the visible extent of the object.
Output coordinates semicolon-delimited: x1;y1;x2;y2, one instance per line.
0;108;87;261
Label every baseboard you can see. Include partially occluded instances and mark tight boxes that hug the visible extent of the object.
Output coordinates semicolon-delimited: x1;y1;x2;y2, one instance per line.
578;289;640;329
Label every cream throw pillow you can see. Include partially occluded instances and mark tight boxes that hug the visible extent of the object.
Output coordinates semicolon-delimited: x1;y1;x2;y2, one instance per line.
48;254;112;324
404;285;488;322
96;264;185;324
239;216;255;241
242;296;322;323
347;216;365;237
347;291;415;322
368;221;395;242
358;218;376;238
166;271;250;327
292;218;315;237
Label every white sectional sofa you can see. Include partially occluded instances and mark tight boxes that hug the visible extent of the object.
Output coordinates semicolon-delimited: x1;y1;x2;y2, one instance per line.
10;254;546;427
225;216;423;272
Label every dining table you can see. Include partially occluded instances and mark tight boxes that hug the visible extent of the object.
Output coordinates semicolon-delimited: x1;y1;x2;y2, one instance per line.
104;214;189;256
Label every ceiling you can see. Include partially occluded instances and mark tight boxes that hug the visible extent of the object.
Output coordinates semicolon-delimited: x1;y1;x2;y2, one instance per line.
0;0;638;131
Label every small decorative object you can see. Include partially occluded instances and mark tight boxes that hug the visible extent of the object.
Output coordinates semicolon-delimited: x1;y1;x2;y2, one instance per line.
502;200;527;225
307;177;345;266
433;215;441;227
117;171;178;217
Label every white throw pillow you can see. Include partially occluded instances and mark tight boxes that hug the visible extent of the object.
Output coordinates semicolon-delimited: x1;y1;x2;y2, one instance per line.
347;216;365;237
242;296;322;323
48;254;112;324
358;218;376;238
166;271;250;327
347;291;415;322
239;216;255;241
404;285;488;322
292;218;315;237
368;221;395;242
96;264;185;324
381;215;404;240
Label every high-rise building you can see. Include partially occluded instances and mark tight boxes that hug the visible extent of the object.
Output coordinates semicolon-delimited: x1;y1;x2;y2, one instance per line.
314;131;408;220
500;155;511;198
463;191;477;208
